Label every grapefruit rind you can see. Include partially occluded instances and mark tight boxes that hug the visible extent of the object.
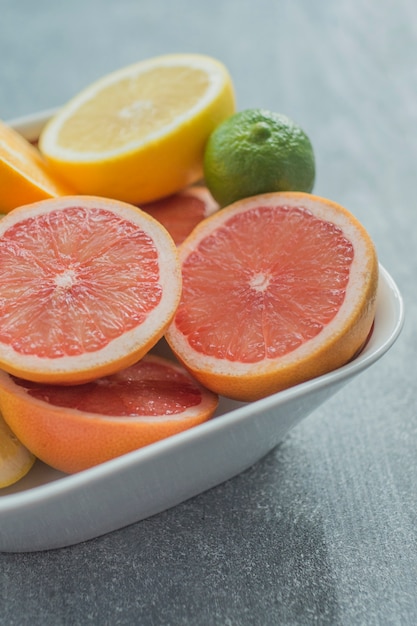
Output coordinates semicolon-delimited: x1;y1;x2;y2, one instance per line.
165;192;379;401
0;354;219;474
0;196;182;384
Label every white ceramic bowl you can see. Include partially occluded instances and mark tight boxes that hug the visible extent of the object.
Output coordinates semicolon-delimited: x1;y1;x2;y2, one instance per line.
0;112;404;553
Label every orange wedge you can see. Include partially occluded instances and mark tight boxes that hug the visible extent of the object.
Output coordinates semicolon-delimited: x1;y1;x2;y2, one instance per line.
0;119;74;213
0;195;182;384
166;192;379;401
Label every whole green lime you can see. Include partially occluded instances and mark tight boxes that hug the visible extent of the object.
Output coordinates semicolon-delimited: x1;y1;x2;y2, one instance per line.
203;108;315;207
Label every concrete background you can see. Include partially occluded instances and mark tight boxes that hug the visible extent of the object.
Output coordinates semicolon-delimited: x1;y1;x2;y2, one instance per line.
1;0;416;624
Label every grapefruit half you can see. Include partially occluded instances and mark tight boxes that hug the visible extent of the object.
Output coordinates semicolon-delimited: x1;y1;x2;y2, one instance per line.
0;196;182;384
141;185;219;245
165;192;379;401
0;354;218;474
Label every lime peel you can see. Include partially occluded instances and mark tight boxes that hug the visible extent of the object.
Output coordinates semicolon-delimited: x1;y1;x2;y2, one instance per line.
203;108;315;207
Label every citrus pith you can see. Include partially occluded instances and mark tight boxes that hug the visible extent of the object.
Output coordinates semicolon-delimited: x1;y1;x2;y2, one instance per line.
0;196;182;384
0;354;219;474
165;192;378;401
38;54;236;204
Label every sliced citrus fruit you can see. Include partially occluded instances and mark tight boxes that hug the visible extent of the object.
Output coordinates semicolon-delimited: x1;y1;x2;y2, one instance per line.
141;185;219;245
0;119;74;213
165;191;379;402
0;195;182;384
38;54;236;205
0;354;219;474
0;410;36;488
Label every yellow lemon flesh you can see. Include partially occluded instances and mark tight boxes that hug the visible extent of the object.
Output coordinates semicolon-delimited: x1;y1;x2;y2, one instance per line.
39;54;236;204
0;411;35;488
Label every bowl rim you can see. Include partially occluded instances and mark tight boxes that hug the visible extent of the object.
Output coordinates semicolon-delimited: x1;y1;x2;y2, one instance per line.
0;262;404;512
0;109;405;520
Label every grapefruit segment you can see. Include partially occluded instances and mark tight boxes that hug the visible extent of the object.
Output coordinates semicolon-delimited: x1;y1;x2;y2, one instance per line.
0;196;182;384
141;185;219;245
0;354;219;474
165;192;379;401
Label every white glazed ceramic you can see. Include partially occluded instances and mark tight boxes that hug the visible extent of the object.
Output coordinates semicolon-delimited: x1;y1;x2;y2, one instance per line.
0;112;404;553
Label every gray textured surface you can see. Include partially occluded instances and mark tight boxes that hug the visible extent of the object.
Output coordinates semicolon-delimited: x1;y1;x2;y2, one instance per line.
0;0;416;624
